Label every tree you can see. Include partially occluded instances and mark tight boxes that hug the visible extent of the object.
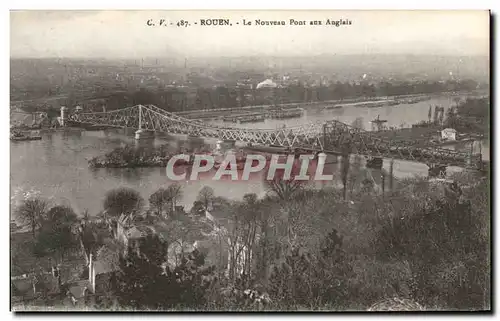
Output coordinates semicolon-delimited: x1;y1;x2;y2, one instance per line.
77;221;100;265
114;234;169;309
156;214;208;267
44;205;78;226
264;159;304;201
15;197;49;239
267;226;354;310
76;209;112;265
114;233;215;310
166;183;183;211
190;201;205;216
103;187;144;218
375;176;490;310
340;153;351;201
149;188;169;216
239;193;261;280
209;194;264;285
333;82;346;101
197;186;215;211
445;107;459;128
35;205;79;263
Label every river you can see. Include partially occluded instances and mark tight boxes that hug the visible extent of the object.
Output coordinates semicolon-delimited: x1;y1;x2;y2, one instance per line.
10;94;489;216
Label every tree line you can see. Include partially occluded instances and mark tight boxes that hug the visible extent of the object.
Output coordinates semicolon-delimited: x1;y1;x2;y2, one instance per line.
20;78;484;114
12;167;490;310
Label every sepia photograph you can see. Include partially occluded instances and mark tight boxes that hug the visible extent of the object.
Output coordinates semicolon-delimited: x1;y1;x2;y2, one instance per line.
9;9;491;312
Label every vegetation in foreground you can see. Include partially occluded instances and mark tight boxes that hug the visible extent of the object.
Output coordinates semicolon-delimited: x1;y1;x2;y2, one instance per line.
11;169;490;311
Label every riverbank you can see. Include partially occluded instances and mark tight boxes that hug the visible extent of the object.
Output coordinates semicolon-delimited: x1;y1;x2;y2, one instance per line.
326;95;432;109
176;90;487;120
372;126;486;145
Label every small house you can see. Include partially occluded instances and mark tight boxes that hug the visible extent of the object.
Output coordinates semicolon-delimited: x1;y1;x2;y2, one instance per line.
441;128;457;141
88;253;117;295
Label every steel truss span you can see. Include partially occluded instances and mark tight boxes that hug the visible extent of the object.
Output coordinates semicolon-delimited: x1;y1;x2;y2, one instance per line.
70;104;482;169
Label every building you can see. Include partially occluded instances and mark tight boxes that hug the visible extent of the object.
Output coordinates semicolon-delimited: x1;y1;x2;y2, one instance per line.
115;213;156;252
441;128;457;141
87;253;117;294
61;252;119;308
256;79;278;89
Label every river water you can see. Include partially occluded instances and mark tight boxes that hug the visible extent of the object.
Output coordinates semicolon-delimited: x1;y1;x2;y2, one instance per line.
10;95;489;215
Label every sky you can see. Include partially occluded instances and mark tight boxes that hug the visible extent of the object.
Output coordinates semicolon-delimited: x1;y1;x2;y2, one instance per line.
10;10;490;58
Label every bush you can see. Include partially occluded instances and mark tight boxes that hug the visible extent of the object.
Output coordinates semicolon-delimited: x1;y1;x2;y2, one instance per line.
374;185;490;310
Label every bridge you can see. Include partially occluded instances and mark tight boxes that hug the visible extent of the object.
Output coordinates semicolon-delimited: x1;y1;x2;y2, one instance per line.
67;104;485;172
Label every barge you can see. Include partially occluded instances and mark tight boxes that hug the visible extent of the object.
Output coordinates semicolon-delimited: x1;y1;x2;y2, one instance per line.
267;107;304;119
11;135;42;141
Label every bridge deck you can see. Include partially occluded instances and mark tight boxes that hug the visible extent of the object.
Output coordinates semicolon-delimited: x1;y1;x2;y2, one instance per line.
70;104;482;170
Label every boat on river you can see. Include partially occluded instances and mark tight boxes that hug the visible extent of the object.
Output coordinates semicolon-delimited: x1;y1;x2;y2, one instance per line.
11;135;42;141
268;107;304;119
324;104;343;110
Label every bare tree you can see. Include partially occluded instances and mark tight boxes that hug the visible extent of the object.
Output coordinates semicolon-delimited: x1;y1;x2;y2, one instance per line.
156;213;206;266
148;188;169;216
264;156;306;201
166;183;183;211
197;186;215;210
264;163;304;202
15;197;49;239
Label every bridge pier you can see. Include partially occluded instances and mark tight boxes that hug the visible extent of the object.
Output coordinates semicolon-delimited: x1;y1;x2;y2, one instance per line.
59;106;67;127
135;129;155;140
428;164;448;178
216;139;236;151
316;152;327;167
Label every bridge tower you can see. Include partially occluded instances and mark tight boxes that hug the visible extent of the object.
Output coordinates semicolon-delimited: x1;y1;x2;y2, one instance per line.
135;105;154;140
317;152;327;168
59;106;67;127
370;115;387;132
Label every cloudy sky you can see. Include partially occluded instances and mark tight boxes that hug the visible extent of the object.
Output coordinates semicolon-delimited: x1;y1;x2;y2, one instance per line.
10;10;490;58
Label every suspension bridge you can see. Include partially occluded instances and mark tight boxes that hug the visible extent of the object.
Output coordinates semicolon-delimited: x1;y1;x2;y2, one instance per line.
65;104;485;171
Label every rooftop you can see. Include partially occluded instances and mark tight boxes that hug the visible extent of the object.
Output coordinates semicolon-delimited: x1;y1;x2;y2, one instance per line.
67;279;90;300
125;225;155;240
93;260;116;276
